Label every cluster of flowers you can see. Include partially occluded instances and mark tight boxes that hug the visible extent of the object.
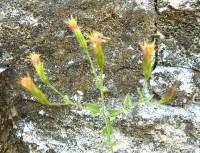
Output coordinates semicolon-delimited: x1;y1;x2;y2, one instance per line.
18;17;176;150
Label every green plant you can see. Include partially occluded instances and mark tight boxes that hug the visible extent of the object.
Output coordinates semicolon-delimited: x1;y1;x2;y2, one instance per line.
18;17;176;151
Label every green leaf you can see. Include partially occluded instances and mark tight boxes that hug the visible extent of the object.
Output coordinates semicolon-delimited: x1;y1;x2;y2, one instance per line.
160;83;177;104
95;75;108;93
101;126;113;138
95;76;103;90
102;86;109;92
108;108;122;119
84;103;101;115
101;124;116;148
123;94;132;110
105;118;113;136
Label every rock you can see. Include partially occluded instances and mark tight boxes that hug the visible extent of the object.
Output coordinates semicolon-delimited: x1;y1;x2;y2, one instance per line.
118;104;200;153
150;66;199;106
15;103;200;153
1;0;200;153
157;0;200;11
0;0;156;100
152;0;200;106
15;107;107;153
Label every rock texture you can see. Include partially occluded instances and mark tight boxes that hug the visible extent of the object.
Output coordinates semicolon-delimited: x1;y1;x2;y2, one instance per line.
0;0;200;153
151;0;200;106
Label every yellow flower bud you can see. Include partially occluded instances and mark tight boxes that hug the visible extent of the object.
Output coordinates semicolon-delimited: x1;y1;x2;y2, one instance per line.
65;17;89;55
141;40;155;60
28;53;41;65
64;17;78;32
88;32;106;48
140;40;156;82
28;53;49;84
87;32;107;71
18;73;51;105
18;73;35;91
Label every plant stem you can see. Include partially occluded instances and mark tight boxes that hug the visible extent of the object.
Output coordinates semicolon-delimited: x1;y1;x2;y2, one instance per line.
48;83;65;98
47;83;83;109
83;48;97;78
99;71;113;151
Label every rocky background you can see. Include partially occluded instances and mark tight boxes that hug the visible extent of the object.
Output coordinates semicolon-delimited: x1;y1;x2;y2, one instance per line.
0;0;200;153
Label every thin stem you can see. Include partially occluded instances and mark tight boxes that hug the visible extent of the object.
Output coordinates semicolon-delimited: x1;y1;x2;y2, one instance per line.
139;79;148;103
48;102;67;106
48;83;65;98
48;102;83;109
99;71;113;151
47;83;83;109
143;79;148;92
83;48;97;78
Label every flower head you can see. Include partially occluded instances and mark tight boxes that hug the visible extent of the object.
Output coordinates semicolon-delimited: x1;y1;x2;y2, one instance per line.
140;40;156;82
64;17;78;32
18;73;51;105
27;52;49;84
87;32;107;48
141;40;155;60
87;31;108;71
18;73;34;91
28;53;41;65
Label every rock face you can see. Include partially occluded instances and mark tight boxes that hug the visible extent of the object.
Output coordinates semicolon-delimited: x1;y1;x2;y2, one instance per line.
0;0;200;153
150;0;200;106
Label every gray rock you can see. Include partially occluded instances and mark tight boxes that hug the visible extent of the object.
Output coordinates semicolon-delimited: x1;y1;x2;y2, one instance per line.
157;0;200;11
14;103;200;153
150;66;199;106
118;104;200;153
153;0;200;106
1;0;200;153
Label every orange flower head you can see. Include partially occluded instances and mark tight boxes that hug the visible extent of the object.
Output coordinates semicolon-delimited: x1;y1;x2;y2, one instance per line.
87;32;107;48
141;40;155;59
18;73;34;90
28;53;41;65
64;17;78;32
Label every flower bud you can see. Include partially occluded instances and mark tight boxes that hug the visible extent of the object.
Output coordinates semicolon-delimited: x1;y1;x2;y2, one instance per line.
18;73;50;105
64;17;78;32
141;40;155;60
28;53;49;84
140;40;156;82
88;32;106;71
64;17;88;54
29;53;41;65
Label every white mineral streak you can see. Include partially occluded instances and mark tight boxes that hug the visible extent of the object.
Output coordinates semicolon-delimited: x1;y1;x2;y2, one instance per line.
38;110;46;116
19;14;39;26
0;68;7;73
157;31;165;39
68;60;74;65
135;0;152;11
152;66;195;94
160;0;198;11
113;129;132;153
16;121;68;153
168;0;197;9
136;104;200;123
1;6;39;26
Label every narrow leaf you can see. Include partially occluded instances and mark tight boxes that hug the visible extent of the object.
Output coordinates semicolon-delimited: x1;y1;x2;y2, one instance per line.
160;83;177;104
123;94;132;110
84;103;101;114
108;108;122;119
